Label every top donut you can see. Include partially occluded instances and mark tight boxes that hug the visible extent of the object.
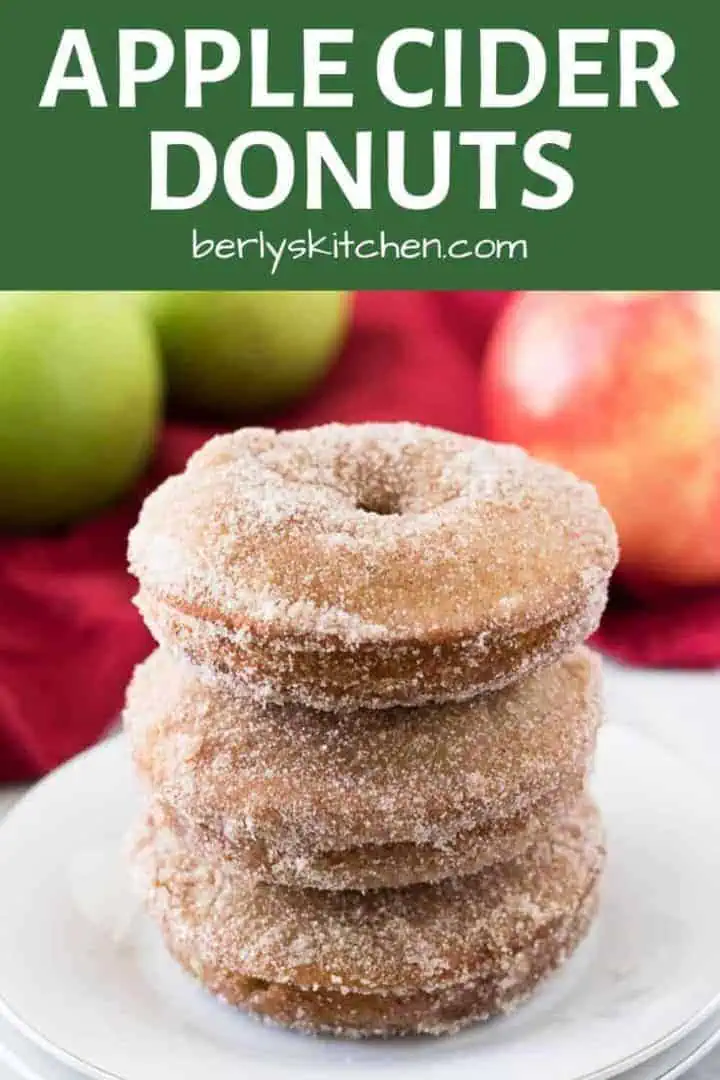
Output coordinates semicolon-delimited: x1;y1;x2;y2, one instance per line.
129;423;618;708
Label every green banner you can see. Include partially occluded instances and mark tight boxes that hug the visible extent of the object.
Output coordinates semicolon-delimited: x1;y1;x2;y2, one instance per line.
0;0;716;288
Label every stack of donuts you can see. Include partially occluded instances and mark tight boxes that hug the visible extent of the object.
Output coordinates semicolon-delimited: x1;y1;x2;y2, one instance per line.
125;422;618;1037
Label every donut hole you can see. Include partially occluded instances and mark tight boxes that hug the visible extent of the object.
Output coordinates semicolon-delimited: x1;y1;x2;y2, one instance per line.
355;493;402;516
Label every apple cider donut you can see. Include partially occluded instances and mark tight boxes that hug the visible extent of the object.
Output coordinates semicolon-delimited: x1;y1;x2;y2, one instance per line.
129;423;617;709
131;796;604;1037
125;647;602;890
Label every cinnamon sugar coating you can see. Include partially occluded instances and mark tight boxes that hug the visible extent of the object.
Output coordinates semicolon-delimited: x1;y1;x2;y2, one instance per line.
126;422;614;1037
129;424;618;708
130;797;604;1037
125;648;601;889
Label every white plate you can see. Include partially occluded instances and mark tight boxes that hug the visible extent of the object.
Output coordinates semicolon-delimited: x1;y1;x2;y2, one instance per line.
0;724;719;1080
2;996;720;1080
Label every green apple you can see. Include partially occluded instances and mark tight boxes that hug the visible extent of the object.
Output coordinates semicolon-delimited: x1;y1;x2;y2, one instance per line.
147;291;350;415
0;292;162;530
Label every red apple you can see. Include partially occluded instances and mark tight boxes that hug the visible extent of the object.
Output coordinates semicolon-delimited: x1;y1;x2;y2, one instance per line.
481;291;720;585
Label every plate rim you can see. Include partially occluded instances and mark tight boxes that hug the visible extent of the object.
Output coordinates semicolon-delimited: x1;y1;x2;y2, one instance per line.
0;1005;702;1080
0;1007;713;1080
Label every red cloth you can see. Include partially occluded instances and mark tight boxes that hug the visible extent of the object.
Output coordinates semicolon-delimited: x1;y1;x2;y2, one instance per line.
0;291;718;782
